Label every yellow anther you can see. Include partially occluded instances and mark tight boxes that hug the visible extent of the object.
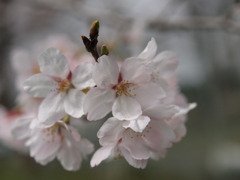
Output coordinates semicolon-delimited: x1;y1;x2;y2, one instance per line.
82;87;90;94
115;81;136;97
57;79;71;92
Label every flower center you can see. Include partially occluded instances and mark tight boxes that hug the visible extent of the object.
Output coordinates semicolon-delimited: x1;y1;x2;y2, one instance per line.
42;123;65;143
57;79;71;93
115;80;136;97
129;125;152;139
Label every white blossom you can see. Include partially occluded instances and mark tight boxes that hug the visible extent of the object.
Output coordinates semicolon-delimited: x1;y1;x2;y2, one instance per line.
24;48;95;126
84;55;165;121
91;104;178;168
12;116;94;171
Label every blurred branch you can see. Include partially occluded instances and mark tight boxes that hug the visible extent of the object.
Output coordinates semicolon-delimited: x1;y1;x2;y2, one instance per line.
19;0;240;34
149;17;240;34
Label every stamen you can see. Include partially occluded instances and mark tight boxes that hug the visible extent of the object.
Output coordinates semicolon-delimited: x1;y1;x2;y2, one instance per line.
42;123;64;143
56;78;71;92
115;80;136;97
82;87;90;94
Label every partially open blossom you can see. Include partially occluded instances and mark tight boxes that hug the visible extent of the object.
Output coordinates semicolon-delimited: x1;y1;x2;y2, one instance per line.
23;48;95;126
12;116;94;171
138;38;197;142
90;104;178;168
84;55;165;121
137;38;179;96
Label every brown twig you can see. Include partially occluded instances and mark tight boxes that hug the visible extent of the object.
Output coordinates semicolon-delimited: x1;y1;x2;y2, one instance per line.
81;20;100;62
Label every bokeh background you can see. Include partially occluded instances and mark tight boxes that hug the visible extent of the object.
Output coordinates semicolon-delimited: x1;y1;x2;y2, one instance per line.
1;0;240;179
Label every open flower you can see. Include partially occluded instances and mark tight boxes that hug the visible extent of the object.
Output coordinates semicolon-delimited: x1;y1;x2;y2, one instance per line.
12;116;94;171
84;55;165;121
24;48;95;126
90;104;178;168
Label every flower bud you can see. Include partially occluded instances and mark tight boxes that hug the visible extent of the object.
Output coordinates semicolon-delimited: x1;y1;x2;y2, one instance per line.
90;20;99;40
101;45;109;56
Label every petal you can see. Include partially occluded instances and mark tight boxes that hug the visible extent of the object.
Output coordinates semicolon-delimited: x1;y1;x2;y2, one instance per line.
175;102;197;117
38;93;65;125
123;115;150;132
121;58;151;84
112;96;142;120
121;129;150;160
138;38;157;60
28;128;61;164
172;122;186;142
23;74;56;98
144;104;179;121
11;117;32;140
142;120;175;152
39;48;70;78
83;88;115;121
90;145;114;167
151;51;178;77
64;89;85;118
71;62;95;89
134;82;165;109
57;128;94;171
93;55;119;87
120;147;148;169
97;117;123;146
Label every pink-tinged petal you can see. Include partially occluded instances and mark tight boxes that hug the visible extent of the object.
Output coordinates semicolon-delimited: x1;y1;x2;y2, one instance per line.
93;55;119;87
11;118;33;140
120;146;148;169
121;58;151;84
150;149;167;160
151;51;178;77
38;93;65;125
134;82;165;109
39;48;70;78
62;127;94;156
90;145;114;167
172;122;186;142
138;38;157;60
121;129;151;160
37;153;57;166
57;128;94;171
68;126;81;142
153;78;173;98
27;127;61;164
97;117;123;146
64;89;85;118
123;115;150;133
112;96;142;120
72;62;95;89
84;88;115;121
144;104;178;121
142;120;175;152
23;74;56;98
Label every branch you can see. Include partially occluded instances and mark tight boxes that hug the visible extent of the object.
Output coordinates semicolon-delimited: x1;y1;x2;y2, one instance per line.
148;17;240;34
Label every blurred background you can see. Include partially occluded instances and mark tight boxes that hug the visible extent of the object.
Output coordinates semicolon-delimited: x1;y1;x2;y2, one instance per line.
1;0;240;179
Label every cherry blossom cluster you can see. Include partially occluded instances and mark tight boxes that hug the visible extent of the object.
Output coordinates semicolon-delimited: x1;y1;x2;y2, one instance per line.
8;21;196;171
0;35;93;154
